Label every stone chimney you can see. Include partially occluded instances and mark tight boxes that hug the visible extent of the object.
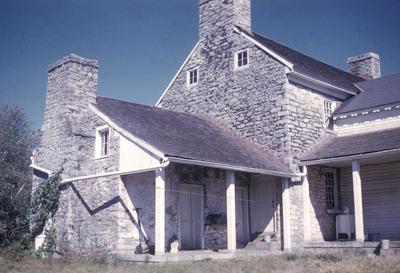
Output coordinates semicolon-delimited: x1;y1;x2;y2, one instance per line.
347;52;381;80
199;0;251;41
43;53;98;127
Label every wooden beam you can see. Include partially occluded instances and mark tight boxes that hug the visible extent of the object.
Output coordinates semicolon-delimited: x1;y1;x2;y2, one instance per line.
352;160;365;241
282;178;292;250
155;168;166;254
302;167;311;241
226;170;236;251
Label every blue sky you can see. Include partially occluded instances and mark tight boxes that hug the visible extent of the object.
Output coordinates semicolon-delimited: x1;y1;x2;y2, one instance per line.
1;0;399;129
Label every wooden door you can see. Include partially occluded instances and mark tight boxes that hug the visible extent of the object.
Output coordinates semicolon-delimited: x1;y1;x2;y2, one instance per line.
236;188;250;244
251;177;276;234
179;184;203;250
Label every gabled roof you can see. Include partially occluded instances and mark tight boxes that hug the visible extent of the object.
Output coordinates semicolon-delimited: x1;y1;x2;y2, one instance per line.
95;97;292;176
235;26;364;94
301;127;400;163
335;73;400;115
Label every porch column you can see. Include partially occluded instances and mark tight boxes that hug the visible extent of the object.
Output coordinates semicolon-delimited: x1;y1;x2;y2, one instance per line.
226;170;236;251
155;168;166;254
302;167;311;241
282;178;291;250
352;160;365;241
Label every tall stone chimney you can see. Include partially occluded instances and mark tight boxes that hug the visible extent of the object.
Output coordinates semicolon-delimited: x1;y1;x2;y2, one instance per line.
43;53;98;128
347;52;381;80
199;0;251;41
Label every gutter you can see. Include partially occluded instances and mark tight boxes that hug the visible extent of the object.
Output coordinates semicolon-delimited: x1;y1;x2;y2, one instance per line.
60;161;170;185
168;156;296;178
300;148;400;166
30;164;52;176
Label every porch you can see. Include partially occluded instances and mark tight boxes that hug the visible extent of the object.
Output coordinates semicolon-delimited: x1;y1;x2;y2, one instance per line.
302;151;400;252
118;163;292;256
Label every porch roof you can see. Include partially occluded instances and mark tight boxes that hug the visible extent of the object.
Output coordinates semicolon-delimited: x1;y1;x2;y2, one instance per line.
94;97;292;176
301;127;400;165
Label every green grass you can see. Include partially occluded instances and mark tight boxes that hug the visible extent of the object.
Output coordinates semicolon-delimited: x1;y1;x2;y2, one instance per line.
1;253;400;273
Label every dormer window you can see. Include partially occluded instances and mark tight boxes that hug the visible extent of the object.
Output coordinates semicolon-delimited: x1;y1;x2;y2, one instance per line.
235;49;249;70
187;67;198;87
95;126;110;158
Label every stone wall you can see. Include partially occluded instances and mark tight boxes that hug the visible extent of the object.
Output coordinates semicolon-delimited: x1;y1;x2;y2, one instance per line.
159;34;290;162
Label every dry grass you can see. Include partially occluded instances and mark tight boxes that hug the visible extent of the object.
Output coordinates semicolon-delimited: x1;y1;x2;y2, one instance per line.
1;253;400;273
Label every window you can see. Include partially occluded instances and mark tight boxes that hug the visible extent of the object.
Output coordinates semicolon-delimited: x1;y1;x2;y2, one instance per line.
325;169;340;212
100;129;109;156
235;49;249;69
323;100;334;127
187;68;198;86
95;126;110;158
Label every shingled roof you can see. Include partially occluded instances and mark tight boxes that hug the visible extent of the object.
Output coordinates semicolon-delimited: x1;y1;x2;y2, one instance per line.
301;127;400;163
94;97;292;176
335;73;400;115
236;27;364;93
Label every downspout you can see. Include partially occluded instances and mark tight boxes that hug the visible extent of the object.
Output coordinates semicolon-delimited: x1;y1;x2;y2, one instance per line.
60;160;170;185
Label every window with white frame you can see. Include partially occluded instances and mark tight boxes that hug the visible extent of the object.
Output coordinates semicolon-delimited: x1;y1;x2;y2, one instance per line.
235;49;249;69
187;67;198;86
95;126;110;158
325;169;340;212
323;99;334;126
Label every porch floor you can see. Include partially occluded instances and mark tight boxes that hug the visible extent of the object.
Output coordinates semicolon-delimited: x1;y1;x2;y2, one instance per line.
304;241;400;256
117;249;282;263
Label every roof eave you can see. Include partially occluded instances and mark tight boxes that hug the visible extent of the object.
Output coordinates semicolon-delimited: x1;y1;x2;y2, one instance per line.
300;148;400;166
290;71;358;97
168;156;295;178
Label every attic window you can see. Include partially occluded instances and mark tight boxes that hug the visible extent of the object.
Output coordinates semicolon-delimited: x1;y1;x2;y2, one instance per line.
95;126;110;158
187;67;198;87
235;49;249;70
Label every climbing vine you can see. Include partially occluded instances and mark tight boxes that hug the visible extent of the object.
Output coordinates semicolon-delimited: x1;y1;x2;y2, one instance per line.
29;168;63;254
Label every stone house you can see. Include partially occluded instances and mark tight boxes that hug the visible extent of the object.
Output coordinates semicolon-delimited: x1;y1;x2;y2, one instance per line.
31;0;400;257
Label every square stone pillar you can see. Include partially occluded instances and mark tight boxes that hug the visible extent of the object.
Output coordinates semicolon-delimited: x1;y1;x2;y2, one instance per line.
155;168;166;254
226;170;236;251
352;160;365;241
282;178;291;250
302;167;311;241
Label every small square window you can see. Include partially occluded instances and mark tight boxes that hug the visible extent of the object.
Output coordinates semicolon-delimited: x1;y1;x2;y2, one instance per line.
95;126;110;158
235;49;249;70
187;68;198;86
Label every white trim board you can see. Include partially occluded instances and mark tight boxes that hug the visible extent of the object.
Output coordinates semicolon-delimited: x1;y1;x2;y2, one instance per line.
155;42;200;107
335;115;400;136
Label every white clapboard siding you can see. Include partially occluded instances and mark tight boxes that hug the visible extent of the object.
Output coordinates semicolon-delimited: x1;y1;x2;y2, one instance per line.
340;161;400;240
